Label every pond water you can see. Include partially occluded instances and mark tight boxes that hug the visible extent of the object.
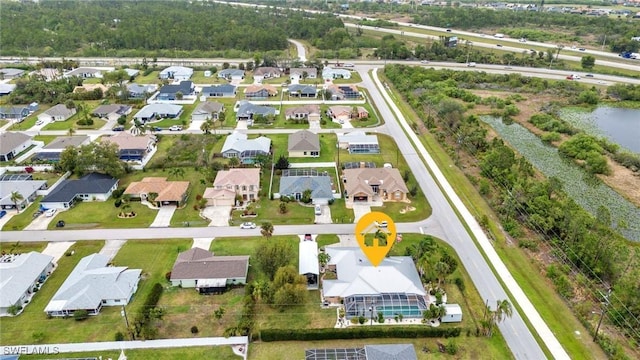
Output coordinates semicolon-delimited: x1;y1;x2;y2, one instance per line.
560;107;640;154
481;116;640;241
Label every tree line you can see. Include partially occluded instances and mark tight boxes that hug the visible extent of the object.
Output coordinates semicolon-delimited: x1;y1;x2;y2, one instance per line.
384;64;640;358
0;1;344;58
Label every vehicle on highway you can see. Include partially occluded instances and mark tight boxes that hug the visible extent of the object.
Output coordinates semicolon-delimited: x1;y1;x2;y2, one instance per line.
240;222;256;229
496;44;503;47
314;205;322;215
494;33;504;38
112;125;125;131
44;208;57;217
467;62;476;67
169;125;183;131
585;74;594;78
420;60;429;64
445;29;452;32
342;63;354;68
519;38;527;43
579;48;586;51
566;74;581;80
55;220;65;228
0;210;7;219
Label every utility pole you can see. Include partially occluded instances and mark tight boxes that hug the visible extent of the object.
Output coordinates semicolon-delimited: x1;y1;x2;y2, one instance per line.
121;305;133;340
601;35;607;51
593;289;612;342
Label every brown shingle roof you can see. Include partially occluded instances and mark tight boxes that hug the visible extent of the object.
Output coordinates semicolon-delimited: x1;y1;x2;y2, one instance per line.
213;168;260;188
124;177;189;202
170;247;249;280
284;104;320;118
288;130;320;152
343;168;409;197
101;132;153;151
244;84;277;96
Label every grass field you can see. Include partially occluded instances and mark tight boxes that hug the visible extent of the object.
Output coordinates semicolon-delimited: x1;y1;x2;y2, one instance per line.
381;72;606;359
9;106;51;131
2;198;43;231
0;241;48;254
47;200;157;230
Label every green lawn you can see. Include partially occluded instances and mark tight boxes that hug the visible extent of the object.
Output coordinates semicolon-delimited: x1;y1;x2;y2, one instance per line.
21;346;238;360
2;198;43;231
33;135;58;145
190;71;227;84
231;198;315;226
135;70;161;84
0;241;105;345
316;234;340;248
151;102;198;128
0;241;47;254
9;106;51;130
333;71;362;84
47;200;157;230
326;198;355;224
382;73;605;359
42;116;106;131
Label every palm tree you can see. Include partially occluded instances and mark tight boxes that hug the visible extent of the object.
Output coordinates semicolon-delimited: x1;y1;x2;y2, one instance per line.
67;127;76;137
169;167;185;179
10;191;24;213
200;118;212;134
434;261;450;288
318;252;331;271
228;157;240;168
494;300;513;324
260;221;274;239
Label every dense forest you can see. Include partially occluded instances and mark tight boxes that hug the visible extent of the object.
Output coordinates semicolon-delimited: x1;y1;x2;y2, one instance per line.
384;64;640;359
0;1;344;57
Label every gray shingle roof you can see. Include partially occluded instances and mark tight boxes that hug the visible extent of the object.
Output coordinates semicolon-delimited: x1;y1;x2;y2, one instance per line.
170;248;249;281
279;176;333;200
288;130;320;152
201;84;236;95
236;101;276;118
0;180;47;207
192;101;223;116
44;104;76;118
42;173;117;204
158;81;193;95
0;252;54;308
42;135;89;150
0;132;32;155
44;253;141;313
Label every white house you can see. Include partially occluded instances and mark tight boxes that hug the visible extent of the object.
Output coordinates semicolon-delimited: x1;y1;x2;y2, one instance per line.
159;66;193;81
37;104;76;122
322;66;352;80
44;253;141;317
40;173;118;210
0;132;32;162
299;240;319;289
0;252;54;316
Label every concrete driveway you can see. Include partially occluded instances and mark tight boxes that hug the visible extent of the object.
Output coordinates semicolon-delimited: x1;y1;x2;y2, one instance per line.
149;206;176;228
42;241;76;263
99;240;127;261
309;119;321;130
192;238;214;249
201;206;232;227
351;204;371;223
0;211;17;230
314;204;332;224
236;120;248;130
25;213;57;230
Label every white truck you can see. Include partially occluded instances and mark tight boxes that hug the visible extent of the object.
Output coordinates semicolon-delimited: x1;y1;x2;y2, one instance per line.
494;33;505;38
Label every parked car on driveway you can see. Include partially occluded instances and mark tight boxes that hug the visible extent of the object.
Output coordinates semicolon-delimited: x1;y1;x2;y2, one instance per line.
0;210;7;219
314;205;322;215
240;222;256;229
112;125;125;131
44;208;57;217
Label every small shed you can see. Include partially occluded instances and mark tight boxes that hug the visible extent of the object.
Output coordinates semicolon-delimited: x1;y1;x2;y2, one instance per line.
204;70;212;77
441;303;463;323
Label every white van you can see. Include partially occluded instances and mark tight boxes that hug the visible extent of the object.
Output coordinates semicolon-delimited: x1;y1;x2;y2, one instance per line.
494;33;504;38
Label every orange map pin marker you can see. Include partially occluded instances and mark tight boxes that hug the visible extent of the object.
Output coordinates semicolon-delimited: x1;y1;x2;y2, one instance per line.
355;211;396;267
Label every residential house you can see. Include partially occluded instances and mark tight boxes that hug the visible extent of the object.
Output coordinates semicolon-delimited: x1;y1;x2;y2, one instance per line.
342;167;409;203
203;168;261;206
101;132;155;162
327;84;361;100
0;132;32;162
221;131;271;164
234;101;277;126
44;253;141;317
64;67;113;79
299;240;319;289
244;84;277;100
159;66;194;81
191;101;224;122
0;180;47;211
41;173;119;210
337;131;380;154
287;84;317;98
322;66;352;80
123;68;140;78
0;84;16;96
217;69;245;82
32;135;90;162
0;252;54;316
279;174;333;204
128;83;158;99
0;68;25;80
253;67;282;83
37;104;76;122
201;84;236;98
288;130;320;157
133;104;183;123
284;105;321;122
156;81;195;101
305;344;418;360
289;67;318;82
91;104;132;121
327;105;368;122
322;247;427;320
73;83;110;96
124;177;190;207
170;247;249;294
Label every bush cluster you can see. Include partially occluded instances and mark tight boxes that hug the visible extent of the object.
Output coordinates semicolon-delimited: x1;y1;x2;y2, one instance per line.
260;326;461;342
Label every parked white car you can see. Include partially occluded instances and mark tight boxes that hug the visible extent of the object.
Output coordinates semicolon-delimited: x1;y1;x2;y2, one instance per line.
44;208;57;217
240;222;256;229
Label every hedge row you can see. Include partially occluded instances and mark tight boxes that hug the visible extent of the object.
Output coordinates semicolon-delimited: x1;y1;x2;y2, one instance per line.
259;326;461;342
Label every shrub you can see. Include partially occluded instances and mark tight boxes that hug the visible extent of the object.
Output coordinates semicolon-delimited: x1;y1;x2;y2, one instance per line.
114;332;125;341
74;309;89;321
454;277;465;292
358;316;366;324
114;199;122;208
191;326;199;334
446;339;459;355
